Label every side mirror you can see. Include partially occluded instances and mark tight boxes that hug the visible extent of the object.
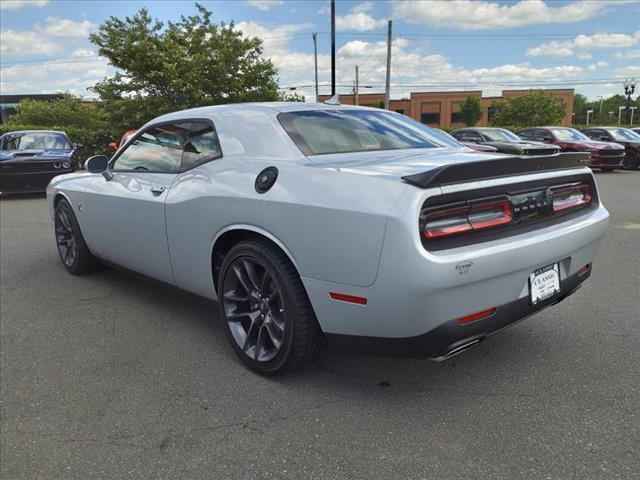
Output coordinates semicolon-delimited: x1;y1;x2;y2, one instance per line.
109;142;118;151
542;136;553;142
86;155;109;173
72;143;83;150
600;136;611;142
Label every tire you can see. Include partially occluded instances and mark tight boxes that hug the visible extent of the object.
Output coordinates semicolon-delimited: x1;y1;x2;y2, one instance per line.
599;167;617;172
622;155;639;170
218;239;320;375
54;199;102;274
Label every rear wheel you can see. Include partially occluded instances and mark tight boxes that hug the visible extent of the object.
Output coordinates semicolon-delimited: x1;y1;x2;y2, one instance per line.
218;240;320;375
54;199;101;274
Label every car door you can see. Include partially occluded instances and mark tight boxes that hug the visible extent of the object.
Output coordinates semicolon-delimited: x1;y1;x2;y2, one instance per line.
82;122;189;284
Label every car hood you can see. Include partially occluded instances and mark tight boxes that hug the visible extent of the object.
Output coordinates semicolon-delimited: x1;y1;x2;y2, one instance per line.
0;149;73;162
307;147;516;179
485;141;557;149
563;140;624;150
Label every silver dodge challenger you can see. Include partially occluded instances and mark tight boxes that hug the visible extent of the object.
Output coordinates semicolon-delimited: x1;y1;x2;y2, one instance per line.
47;102;609;374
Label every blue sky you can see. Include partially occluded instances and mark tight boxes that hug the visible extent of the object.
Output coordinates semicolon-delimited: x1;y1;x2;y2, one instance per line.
1;0;639;100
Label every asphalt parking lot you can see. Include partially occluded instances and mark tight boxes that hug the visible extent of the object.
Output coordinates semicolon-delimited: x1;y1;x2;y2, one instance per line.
1;171;639;480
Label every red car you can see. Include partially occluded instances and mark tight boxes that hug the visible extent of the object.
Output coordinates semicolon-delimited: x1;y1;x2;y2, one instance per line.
109;130;136;152
518;127;625;171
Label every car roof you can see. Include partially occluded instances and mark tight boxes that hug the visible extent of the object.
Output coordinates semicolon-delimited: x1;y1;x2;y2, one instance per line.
1;130;66;135
149;101;392;124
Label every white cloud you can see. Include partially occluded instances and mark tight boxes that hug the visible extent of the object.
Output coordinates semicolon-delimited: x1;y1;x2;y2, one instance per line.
0;0;48;10
577;52;593;60
35;16;96;38
614;50;640;60
246;0;283;11
0;54;110;95
393;0;627;30
527;31;640;57
0;28;61;55
335;2;386;31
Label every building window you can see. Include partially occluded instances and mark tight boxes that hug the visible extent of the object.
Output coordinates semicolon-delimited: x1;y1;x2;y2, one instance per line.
420;102;441;126
450;101;463;125
395;109;404;115
487;106;496;123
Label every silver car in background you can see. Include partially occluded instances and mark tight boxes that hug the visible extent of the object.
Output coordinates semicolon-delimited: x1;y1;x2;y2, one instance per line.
47;103;608;374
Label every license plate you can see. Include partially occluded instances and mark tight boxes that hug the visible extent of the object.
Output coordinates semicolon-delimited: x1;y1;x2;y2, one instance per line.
529;263;561;305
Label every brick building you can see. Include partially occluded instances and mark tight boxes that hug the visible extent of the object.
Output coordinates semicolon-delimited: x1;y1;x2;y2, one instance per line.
319;89;574;128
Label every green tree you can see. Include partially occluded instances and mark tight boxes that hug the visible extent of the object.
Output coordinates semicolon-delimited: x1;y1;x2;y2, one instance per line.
89;3;280;131
572;93;589;125
490;91;566;128
460;96;482;127
8;94;107;131
5;94;117;159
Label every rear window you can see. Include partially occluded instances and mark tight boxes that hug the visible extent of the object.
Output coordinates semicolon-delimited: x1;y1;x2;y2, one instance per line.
278;110;454;156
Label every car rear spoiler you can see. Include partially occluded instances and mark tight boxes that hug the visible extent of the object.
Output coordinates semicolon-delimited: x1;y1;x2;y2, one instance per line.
401;152;590;188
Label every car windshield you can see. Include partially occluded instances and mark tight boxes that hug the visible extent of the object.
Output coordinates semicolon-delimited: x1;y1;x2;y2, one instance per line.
606;128;640;141
481;129;521;141
1;132;71;150
551;128;590;141
278;109;458;155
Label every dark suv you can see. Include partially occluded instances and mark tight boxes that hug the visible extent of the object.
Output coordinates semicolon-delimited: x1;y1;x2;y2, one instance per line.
581;127;640;170
518;127;625;171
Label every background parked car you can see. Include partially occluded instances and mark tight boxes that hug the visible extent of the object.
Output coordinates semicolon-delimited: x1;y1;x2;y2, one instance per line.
451;127;561;155
581;127;640;170
0;130;77;194
109;129;137;152
518;127;625;171
434;128;499;152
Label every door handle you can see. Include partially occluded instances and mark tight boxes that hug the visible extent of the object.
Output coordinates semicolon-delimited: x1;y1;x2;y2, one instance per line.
150;185;166;195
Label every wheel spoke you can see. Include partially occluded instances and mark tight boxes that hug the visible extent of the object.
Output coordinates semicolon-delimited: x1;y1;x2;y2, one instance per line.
255;326;267;361
242;260;261;292
264;322;283;350
223;290;249;303
232;264;252;295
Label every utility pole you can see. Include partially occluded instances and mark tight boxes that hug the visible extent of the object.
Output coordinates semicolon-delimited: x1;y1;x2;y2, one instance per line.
330;0;336;96
312;32;319;102
384;20;392;110
355;65;359;105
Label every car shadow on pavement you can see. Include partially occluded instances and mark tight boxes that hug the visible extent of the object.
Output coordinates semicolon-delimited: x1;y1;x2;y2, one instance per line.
85;263;551;399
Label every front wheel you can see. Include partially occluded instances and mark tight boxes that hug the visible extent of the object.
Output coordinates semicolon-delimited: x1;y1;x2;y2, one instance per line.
218;240;320;375
54;199;102;274
622;155;639;170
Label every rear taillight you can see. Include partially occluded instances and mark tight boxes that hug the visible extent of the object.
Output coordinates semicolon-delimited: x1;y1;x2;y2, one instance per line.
423;198;512;239
549;183;592;212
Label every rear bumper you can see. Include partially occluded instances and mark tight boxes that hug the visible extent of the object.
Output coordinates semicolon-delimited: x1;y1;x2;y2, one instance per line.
325;267;590;359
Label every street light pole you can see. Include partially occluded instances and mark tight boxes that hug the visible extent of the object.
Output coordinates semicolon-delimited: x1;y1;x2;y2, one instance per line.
312;32;318;103
623;77;636;125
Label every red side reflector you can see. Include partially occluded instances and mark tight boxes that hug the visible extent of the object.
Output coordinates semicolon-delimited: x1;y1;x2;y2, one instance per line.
577;264;590;277
329;292;368;305
457;307;496;325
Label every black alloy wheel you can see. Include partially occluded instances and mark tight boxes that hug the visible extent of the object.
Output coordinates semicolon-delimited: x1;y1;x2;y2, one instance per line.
223;257;286;362
218;240;320;375
55;207;77;268
53;199;101;274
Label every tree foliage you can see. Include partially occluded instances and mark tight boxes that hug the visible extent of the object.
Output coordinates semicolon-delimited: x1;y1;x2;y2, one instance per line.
489;91;566;128
8;94;108;131
460;96;482;127
89;3;280;131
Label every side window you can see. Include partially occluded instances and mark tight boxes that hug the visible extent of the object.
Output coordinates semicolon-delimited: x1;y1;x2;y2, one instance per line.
113;123;187;173
519;130;533;140
182;121;222;171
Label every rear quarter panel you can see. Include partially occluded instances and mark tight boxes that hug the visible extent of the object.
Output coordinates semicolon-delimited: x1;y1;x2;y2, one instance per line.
165;155;408;299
